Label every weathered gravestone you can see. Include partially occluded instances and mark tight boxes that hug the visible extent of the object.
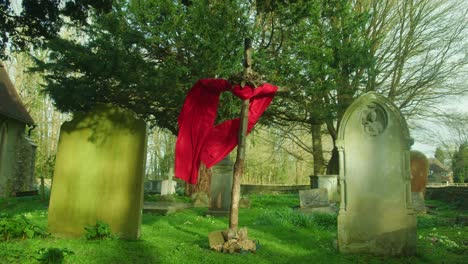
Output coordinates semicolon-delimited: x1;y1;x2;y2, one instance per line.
298;188;336;214
337;92;416;256
48;105;147;239
299;189;329;208
207;156;233;216
160;179;177;196
318;175;339;202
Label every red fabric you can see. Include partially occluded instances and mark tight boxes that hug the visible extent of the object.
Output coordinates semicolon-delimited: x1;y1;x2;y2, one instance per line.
175;79;277;184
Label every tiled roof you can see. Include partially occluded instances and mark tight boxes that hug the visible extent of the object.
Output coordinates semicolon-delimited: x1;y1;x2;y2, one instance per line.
0;62;34;125
429;158;450;172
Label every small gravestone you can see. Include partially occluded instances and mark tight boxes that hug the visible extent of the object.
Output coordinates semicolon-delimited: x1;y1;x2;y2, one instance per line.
48;105;147;239
298;188;335;215
144;180;162;194
160;179;177;196
207;156;233;216
336;92;416;256
299;189;329;208
318;175;339;202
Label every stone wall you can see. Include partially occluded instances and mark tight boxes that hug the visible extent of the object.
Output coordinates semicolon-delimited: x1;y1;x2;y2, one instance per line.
13;136;37;192
425;186;468;210
0;118;27;197
240;184;310;195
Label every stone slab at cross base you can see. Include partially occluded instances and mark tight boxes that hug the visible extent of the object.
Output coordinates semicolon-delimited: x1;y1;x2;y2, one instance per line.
48;105;147;240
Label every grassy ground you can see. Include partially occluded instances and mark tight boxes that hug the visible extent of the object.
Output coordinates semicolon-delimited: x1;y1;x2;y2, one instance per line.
0;194;466;264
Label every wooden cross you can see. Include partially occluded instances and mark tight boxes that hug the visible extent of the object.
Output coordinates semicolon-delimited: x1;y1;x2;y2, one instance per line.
228;38;252;230
228;39;287;230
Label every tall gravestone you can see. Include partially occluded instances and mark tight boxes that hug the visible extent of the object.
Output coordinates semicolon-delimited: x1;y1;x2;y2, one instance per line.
207;156;233;216
48;105;147;239
337;92;416;255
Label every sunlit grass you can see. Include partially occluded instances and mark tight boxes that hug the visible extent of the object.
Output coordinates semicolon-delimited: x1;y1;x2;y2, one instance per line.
0;195;466;263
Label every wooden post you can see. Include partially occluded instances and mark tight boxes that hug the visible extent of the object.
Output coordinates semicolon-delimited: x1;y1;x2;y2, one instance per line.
229;38;252;230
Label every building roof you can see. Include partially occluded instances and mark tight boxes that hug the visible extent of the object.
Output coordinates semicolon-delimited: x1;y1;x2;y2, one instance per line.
0;62;35;125
429;158;450;173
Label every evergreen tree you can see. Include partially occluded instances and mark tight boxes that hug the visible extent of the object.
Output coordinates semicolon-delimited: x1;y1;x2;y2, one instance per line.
434;147;447;165
34;0;249;133
0;0;112;59
452;143;468;183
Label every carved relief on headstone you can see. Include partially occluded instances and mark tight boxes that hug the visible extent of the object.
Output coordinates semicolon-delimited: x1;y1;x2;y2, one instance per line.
360;103;387;136
337;92;416;256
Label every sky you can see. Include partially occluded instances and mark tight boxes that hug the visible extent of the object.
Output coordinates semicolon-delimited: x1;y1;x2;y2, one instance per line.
410;94;468;157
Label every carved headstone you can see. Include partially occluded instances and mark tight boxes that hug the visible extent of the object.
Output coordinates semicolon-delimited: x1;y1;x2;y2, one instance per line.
337;92;416;256
48;105;147;239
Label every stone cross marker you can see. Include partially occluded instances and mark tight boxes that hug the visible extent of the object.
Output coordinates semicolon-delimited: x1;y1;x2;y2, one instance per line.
48;105;147;239
336;92;416;256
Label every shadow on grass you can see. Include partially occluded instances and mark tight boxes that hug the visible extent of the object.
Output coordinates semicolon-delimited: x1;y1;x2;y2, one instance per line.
84;239;161;264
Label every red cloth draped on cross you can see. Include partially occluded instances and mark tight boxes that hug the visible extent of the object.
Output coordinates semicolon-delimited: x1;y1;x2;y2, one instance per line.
174;78;278;184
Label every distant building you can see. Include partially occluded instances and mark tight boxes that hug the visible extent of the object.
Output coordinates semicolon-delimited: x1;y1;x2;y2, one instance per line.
0;62;37;197
428;158;453;184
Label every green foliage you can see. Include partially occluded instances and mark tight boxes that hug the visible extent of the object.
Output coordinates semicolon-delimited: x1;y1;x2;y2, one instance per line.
0;0;112;59
144;193;191;203
84;220;114;240
434;147;447;165
0;213;48;241
452;143;468;183
34;247;74;264
35;0;249;134
249;193;300;208
420;232;461;250
0;195;467;263
255;208;337;229
417;215;452;229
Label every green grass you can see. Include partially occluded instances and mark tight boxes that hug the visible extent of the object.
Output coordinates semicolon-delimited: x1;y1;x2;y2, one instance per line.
0;194;466;264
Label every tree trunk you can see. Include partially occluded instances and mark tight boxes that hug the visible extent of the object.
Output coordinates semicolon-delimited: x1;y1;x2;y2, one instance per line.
229;38;252;230
311;123;324;176
185;163;212;196
327;145;339;175
229;99;249;230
